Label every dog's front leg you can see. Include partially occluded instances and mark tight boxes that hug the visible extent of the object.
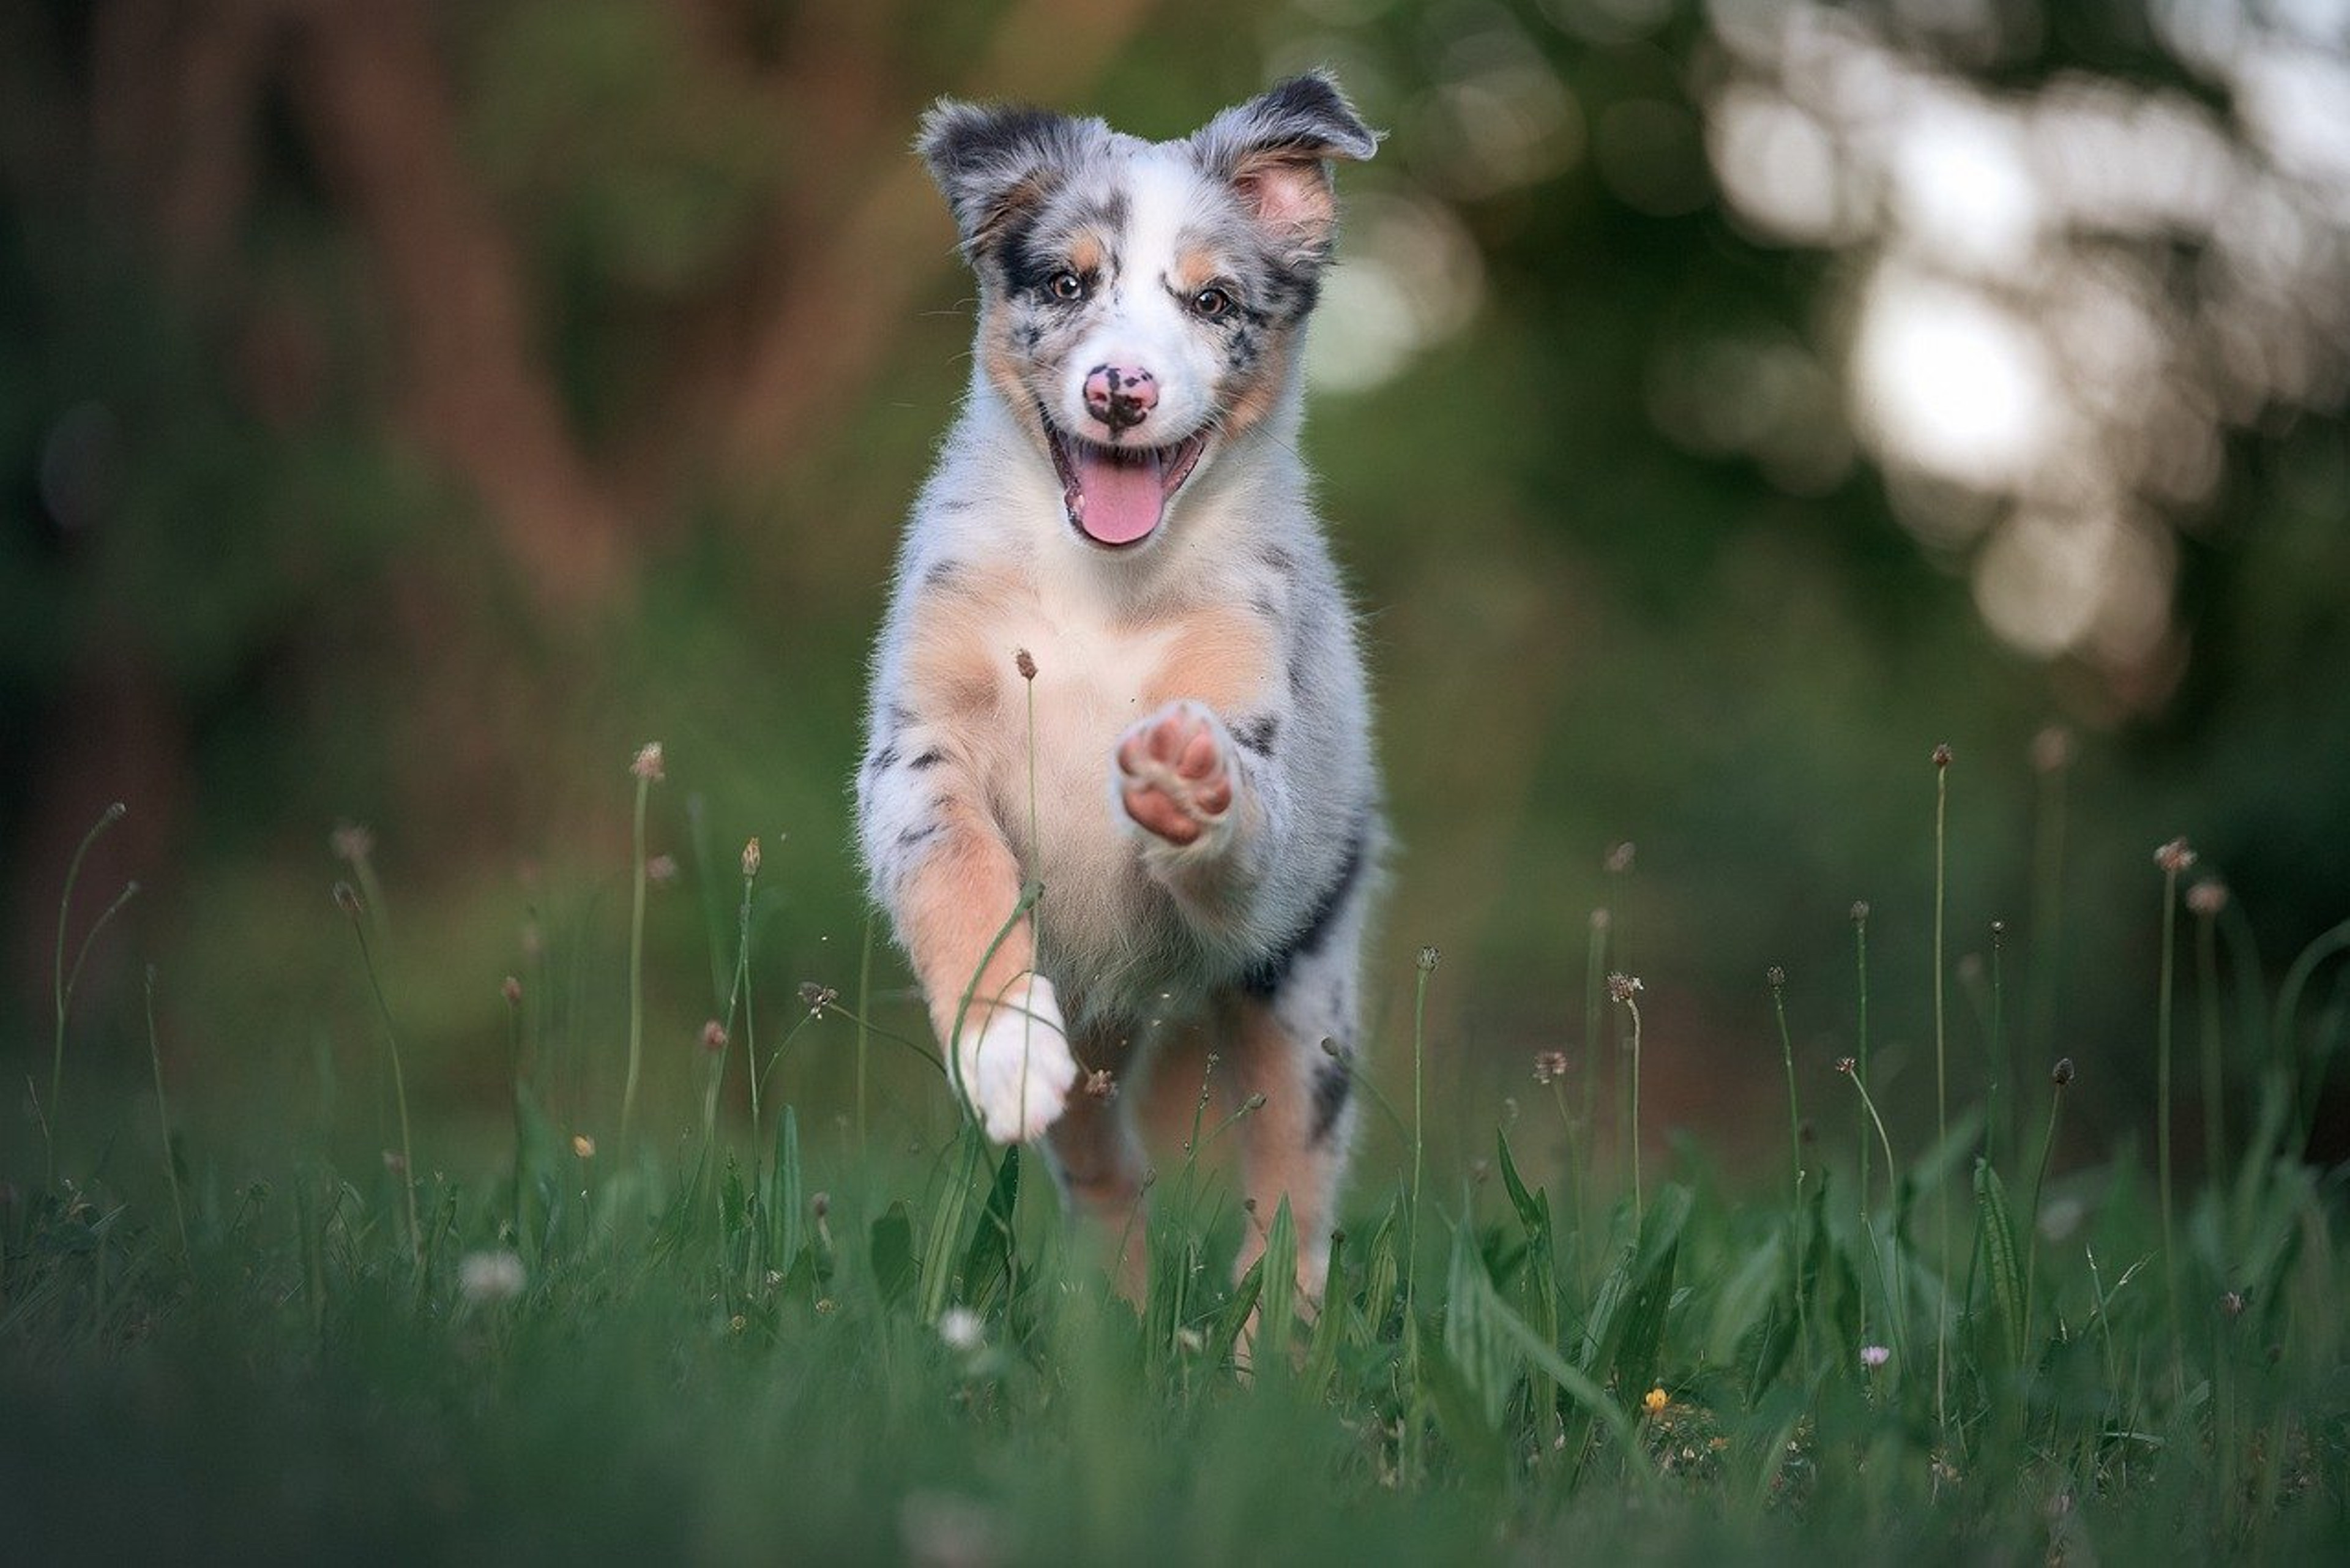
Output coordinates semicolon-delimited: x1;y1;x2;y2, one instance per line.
1113;697;1370;1307
864;750;1077;1143
1110;698;1283;928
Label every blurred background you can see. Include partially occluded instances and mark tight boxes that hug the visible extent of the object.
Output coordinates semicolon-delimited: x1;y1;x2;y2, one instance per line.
6;0;2348;1187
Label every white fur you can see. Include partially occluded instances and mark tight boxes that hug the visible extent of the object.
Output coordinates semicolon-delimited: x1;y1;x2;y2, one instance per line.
1053;151;1226;442
956;975;1080;1143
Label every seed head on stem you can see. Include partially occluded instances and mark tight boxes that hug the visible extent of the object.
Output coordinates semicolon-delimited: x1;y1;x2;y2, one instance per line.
621;742;663;1148
2024;1057;2076;1337
1610;972;1647;1223
2154;837;2192;1394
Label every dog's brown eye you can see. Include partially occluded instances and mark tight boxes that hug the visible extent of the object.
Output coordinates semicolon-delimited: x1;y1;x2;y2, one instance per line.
1191;286;1234;319
1048;270;1086;302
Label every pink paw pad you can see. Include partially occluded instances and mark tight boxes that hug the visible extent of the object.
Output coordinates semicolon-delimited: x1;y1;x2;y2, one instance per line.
1116;701;1234;846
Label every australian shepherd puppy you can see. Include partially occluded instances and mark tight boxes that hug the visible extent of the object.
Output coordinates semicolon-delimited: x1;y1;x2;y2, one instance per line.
857;73;1384;1297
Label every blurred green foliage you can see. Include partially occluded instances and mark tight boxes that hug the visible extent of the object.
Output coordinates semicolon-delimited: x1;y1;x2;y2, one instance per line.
4;0;2348;1184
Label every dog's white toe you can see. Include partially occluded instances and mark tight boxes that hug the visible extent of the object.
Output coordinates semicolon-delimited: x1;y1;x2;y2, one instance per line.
957;975;1078;1143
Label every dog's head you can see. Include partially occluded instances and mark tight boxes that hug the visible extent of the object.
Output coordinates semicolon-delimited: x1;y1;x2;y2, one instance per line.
920;73;1378;551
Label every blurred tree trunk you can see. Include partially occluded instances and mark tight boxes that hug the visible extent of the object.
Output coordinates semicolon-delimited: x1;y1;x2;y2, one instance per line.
285;0;633;627
638;0;1160;488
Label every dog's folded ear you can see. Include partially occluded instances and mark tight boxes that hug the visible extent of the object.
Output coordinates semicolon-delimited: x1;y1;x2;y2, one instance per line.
1191;72;1381;264
918;101;1092;263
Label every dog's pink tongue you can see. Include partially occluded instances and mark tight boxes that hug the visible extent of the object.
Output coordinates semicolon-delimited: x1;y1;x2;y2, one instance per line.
1075;447;1164;545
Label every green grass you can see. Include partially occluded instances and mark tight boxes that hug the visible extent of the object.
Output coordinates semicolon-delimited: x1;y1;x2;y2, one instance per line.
7;782;2350;1565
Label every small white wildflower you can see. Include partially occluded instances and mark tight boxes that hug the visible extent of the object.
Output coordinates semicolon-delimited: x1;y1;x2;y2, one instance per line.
901;1491;1001;1568
937;1305;984;1352
1860;1343;1891;1370
459;1249;526;1305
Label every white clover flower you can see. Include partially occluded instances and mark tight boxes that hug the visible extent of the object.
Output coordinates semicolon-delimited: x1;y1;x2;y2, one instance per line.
459;1249;526;1305
937;1305;984;1352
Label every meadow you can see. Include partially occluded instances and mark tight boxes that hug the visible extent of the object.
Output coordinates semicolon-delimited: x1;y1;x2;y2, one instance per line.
5;749;2347;1567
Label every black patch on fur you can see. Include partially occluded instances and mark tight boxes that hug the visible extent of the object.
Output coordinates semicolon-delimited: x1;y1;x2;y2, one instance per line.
1239;824;1367;997
896;823;943;851
908;748;947;771
1227;323;1263;375
1310;1056;1353;1144
999;211;1056;296
1233;714;1277;758
1251;75;1379;159
921;104;1087;261
1192;73;1379;178
922;558;964;591
862;742;900;780
925;105;1067;189
1261;260;1320;324
1069;190;1131;242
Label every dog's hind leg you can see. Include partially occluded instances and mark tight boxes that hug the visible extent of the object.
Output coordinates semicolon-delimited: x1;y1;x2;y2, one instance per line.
1042;1022;1151;1301
1223;950;1362;1307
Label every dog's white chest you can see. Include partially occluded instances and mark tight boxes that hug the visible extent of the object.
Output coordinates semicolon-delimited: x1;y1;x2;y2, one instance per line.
1018;611;1169;739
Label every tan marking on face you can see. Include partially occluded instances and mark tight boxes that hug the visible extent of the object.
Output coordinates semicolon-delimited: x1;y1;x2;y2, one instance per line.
979;306;1034;423
1172;245;1224;296
897;796;1037;1050
1067;232;1106;279
1218;330;1294;444
1141;605;1277;714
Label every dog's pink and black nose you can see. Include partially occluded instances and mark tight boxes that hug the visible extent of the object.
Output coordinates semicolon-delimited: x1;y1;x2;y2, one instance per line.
1083;364;1158;435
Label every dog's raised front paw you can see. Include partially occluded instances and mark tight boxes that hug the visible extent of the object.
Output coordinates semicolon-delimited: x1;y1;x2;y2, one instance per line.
957;974;1078;1143
1115;700;1236;848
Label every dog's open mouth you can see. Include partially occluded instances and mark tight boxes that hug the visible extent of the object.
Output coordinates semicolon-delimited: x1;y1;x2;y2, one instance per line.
1043;414;1208;549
